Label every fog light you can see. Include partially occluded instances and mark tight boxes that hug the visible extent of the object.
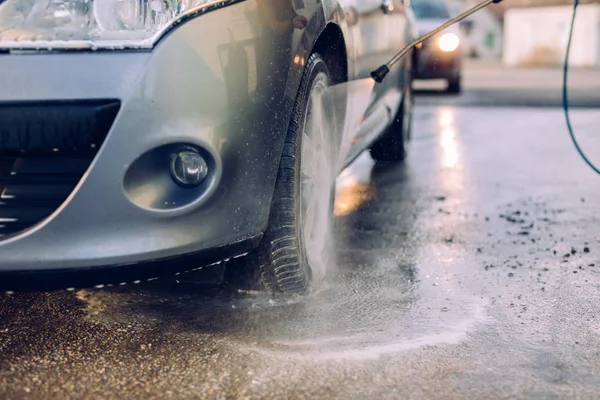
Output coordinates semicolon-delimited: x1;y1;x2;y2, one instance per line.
169;148;208;188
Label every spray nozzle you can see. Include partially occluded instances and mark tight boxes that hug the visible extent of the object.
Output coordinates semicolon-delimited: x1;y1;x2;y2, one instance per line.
371;66;390;84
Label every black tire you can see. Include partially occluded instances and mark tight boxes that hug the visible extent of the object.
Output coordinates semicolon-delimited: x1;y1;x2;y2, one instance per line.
370;67;413;163
257;53;334;294
447;75;462;94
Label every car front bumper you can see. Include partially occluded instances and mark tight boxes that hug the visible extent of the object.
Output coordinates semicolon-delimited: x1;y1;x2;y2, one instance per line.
0;0;297;274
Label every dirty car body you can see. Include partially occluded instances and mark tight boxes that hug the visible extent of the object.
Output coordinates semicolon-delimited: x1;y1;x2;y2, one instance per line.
0;0;415;290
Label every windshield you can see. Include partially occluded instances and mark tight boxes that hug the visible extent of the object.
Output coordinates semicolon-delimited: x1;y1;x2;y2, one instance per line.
411;0;451;19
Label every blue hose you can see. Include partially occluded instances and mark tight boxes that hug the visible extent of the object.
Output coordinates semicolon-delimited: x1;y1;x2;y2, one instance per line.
563;0;600;175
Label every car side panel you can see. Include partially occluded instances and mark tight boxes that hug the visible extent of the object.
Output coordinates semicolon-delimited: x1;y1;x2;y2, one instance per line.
330;0;412;166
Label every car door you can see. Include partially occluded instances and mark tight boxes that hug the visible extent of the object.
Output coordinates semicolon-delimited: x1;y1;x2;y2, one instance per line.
340;0;409;166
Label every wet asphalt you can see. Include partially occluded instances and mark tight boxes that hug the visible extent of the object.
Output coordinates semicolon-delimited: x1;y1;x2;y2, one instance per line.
2;67;600;399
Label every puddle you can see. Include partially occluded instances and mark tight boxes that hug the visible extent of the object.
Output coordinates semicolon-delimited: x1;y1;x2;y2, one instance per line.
234;258;490;361
71;146;493;363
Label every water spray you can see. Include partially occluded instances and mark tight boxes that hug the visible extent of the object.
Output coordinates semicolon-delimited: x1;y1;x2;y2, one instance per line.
371;0;504;84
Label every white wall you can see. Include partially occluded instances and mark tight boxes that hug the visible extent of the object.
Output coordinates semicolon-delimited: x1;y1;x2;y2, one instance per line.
502;5;600;67
447;0;504;59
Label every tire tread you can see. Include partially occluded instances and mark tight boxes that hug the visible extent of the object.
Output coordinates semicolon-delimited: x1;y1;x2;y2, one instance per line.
258;53;332;294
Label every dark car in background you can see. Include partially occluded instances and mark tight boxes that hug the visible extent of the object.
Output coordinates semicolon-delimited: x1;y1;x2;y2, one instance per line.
411;0;463;93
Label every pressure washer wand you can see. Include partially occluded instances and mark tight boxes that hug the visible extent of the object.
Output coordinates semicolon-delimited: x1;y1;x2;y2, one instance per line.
371;0;503;83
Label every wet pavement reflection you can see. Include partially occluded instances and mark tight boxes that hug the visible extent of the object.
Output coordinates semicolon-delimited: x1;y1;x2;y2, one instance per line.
2;105;600;398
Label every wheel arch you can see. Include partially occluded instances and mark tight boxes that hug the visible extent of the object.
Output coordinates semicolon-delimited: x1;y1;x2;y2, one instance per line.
311;22;349;85
257;20;350;239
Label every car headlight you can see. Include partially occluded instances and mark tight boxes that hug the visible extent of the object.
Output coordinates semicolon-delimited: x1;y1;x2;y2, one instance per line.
438;33;459;52
0;0;221;50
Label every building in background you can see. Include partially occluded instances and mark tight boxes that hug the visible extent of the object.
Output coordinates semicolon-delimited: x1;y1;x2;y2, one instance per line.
446;0;504;60
442;0;600;67
502;1;600;67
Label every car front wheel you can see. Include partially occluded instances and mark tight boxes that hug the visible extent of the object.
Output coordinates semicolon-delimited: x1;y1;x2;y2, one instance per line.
257;53;335;294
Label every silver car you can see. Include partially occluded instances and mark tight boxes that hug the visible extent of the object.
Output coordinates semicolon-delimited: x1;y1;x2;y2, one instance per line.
411;0;462;93
0;0;416;293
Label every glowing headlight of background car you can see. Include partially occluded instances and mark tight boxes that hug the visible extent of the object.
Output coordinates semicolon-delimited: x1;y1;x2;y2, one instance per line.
0;0;222;50
437;32;459;52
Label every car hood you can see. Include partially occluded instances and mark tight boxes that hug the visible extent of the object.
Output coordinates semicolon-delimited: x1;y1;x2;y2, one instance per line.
416;18;459;37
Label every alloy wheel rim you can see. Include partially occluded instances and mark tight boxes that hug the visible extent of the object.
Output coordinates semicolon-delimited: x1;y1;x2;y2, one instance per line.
299;73;332;279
